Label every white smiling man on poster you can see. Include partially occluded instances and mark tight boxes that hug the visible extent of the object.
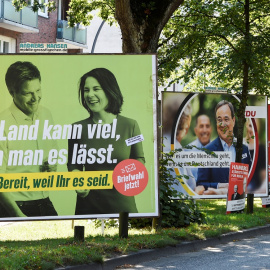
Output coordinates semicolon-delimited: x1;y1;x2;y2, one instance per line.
162;92;268;199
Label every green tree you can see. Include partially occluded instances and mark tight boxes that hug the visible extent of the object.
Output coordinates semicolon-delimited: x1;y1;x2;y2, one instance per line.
159;0;270;164
68;0;186;53
14;0;184;53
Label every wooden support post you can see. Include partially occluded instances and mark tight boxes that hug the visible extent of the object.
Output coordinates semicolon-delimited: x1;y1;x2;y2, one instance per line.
246;193;254;214
74;226;85;241
152;218;159;233
119;212;129;238
152;203;162;233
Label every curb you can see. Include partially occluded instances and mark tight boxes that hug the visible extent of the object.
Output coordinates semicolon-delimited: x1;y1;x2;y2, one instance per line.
57;224;270;270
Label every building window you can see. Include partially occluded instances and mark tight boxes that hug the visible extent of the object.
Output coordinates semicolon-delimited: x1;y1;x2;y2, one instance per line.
0;35;16;53
0;41;9;53
38;0;48;17
60;0;70;21
3;42;9;53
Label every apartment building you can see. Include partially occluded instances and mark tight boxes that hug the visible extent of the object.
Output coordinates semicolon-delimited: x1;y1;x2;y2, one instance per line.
0;0;87;53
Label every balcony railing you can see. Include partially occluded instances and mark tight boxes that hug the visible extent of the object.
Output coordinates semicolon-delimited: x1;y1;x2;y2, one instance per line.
0;0;38;29
57;20;87;45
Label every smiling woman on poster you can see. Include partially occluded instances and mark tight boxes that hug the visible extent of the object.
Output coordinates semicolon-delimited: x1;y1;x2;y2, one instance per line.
67;68;145;215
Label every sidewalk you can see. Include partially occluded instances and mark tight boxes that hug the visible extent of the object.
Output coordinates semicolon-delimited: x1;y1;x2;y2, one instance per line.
57;224;270;270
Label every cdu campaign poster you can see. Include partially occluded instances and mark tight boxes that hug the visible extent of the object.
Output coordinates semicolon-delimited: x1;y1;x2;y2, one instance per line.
162;92;268;199
0;54;158;221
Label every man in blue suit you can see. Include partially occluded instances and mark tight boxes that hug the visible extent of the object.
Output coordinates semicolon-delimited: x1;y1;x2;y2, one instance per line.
197;100;251;195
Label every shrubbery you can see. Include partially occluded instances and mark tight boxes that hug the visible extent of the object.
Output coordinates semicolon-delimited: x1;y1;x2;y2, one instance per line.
130;150;206;228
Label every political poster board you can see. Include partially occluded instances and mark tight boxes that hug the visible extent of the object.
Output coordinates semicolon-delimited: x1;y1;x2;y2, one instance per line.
0;54;158;221
261;104;270;208
162;92;268;199
226;162;248;214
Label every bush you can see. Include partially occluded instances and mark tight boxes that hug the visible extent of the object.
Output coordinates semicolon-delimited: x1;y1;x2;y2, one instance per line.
158;150;206;228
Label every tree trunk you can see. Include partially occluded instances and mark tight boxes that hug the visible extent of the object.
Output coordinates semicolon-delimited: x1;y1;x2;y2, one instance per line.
235;0;250;163
115;0;184;53
236;0;253;213
236;61;249;162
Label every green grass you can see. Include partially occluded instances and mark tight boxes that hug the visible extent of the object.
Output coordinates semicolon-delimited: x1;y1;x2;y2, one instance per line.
0;198;270;270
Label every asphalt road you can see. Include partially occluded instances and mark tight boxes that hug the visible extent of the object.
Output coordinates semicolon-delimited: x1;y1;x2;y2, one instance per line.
59;225;270;270
119;233;270;270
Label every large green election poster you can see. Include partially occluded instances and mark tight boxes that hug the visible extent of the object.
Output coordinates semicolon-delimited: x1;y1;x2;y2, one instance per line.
0;54;158;220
